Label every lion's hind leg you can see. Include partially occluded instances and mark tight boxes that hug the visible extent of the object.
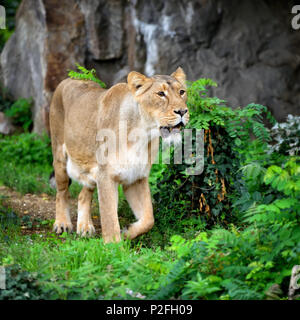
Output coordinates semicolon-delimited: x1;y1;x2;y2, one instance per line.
77;186;95;236
53;155;73;233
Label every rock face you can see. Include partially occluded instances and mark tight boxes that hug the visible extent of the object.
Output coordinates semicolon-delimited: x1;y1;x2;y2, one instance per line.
1;0;300;133
1;0;85;133
1;0;47;134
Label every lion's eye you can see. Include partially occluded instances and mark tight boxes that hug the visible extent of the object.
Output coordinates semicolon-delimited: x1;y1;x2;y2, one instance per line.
157;91;165;97
180;90;185;95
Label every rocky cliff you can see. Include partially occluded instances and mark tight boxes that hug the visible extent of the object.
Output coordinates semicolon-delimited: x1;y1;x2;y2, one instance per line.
1;0;299;133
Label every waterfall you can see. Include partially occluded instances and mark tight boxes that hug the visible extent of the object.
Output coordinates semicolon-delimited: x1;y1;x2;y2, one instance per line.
130;6;177;76
131;7;158;76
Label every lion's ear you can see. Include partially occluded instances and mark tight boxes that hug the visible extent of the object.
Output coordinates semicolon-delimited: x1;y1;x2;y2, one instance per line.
171;67;186;87
127;71;152;95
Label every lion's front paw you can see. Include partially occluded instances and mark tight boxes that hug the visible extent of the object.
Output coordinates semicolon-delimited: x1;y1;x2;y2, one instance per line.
77;221;95;237
53;220;73;234
103;234;121;243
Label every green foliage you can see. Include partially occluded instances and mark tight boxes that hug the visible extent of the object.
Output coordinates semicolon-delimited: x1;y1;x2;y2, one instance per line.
0;204;19;231
151;155;299;300
68;63;107;88
149;80;300;304
0;85;33;132
0;133;53;194
0;264;48;300
0;133;86;196
0;161;54;195
0;234;172;300
269;115;300;156
152;78;274;235
0;133;52;166
4;98;33;131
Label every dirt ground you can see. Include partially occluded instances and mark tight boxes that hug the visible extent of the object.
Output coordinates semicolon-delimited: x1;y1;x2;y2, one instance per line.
0;185;102;235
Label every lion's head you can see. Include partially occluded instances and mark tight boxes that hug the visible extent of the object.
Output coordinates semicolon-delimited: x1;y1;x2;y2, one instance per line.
127;67;189;140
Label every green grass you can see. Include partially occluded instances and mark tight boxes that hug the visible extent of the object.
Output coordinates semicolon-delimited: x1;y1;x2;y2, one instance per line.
0;161;54;195
0;159;85;198
0;219;173;300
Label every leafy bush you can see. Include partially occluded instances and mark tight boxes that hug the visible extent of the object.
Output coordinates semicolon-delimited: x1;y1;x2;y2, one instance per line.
0;133;54;194
152;79;274;234
4;98;33;131
0;132;85;196
0;85;33;132
0;161;55;195
0;264;47;300
0;132;52;166
152;155;300;300
0;204;19;230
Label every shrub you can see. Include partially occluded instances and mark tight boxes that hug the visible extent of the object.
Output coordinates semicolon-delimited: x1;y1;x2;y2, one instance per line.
151;153;300;300
0;264;47;300
152;79;274;233
0;133;54;194
4;98;33;131
0;132;52;166
0;204;19;230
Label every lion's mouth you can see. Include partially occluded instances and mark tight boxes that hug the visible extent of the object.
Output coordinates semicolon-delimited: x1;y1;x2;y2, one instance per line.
159;122;184;138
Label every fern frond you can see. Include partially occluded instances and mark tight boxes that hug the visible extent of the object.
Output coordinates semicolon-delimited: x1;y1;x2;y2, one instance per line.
68;63;107;88
150;259;187;299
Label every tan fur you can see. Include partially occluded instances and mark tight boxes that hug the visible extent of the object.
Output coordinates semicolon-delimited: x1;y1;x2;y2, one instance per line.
49;68;189;243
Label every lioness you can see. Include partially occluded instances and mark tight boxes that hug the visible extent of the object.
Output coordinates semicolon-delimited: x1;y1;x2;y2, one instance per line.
49;68;189;243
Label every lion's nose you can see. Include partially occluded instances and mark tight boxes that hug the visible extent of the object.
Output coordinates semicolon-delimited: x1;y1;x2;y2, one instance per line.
174;109;188;117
